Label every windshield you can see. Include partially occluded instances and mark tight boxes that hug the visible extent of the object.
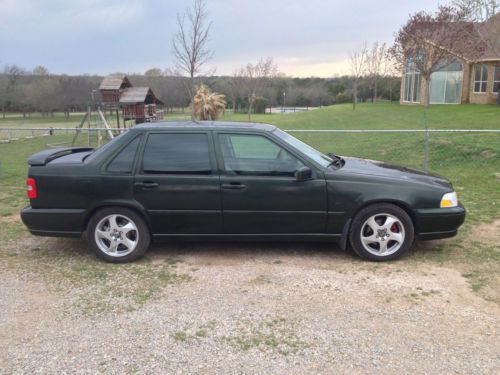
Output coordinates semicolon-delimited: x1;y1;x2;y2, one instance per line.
273;129;333;168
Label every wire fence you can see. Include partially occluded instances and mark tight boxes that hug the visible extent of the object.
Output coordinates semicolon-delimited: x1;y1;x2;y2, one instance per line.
1;127;499;175
287;129;500;173
1;126;499;220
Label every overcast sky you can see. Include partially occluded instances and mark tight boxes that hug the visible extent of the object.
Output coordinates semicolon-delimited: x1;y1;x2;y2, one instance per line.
0;0;445;77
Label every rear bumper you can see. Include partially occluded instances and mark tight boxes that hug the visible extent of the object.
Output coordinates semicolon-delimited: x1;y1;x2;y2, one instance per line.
20;206;86;237
415;205;466;241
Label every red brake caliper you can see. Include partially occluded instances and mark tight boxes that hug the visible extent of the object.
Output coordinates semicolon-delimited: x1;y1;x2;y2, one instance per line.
390;223;399;233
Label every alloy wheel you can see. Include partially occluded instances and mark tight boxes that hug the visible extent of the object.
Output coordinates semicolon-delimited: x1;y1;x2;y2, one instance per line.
94;214;139;257
360;213;405;256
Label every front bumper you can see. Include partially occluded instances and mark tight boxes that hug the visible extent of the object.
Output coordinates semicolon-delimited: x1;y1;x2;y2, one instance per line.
414;204;466;241
20;206;86;237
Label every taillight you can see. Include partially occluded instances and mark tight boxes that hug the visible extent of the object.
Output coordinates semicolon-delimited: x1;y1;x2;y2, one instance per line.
26;178;37;199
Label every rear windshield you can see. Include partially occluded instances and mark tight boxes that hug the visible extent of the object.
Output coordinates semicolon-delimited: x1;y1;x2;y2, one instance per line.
84;132;128;163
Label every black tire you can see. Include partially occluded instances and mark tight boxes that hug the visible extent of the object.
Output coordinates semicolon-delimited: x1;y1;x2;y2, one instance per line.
87;207;150;263
349;203;414;261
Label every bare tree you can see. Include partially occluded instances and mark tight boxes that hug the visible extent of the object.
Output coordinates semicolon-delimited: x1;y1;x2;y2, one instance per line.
348;43;368;110
242;57;278;120
3;65;25;113
33;65;49;76
453;0;499;20
390;6;472;107
454;0;500;55
144;68;163;77
0;74;7;118
381;53;400;102
365;42;387;103
226;68;245;113
172;0;213;117
33;76;60;117
162;68;191;113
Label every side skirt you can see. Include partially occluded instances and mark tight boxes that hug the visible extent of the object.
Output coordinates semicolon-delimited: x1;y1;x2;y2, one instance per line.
152;233;341;242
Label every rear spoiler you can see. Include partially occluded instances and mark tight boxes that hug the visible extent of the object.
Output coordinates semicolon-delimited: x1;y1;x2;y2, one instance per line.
28;147;94;166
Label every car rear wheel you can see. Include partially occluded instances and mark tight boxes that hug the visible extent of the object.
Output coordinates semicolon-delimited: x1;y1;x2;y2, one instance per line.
349;203;414;261
88;207;150;263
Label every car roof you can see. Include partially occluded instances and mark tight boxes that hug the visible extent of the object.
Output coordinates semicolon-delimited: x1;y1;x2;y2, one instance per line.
128;121;276;132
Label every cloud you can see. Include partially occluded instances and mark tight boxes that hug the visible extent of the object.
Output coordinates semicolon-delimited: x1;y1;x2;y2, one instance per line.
0;0;145;38
0;0;442;76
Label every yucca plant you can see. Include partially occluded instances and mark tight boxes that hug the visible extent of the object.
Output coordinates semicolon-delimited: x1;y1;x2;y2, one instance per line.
192;84;226;120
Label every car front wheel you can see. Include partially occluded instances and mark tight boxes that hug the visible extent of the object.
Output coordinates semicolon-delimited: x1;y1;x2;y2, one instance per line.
87;207;150;263
349;203;414;261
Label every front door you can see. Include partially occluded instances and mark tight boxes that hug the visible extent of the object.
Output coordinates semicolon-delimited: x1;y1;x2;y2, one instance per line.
216;133;327;234
134;132;222;235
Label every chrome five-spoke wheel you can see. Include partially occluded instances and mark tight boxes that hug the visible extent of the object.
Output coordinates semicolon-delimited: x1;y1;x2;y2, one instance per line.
94;214;139;257
349;203;414;261
360;213;405;256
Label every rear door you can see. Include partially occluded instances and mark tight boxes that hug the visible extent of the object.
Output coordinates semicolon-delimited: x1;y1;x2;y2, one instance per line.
215;132;327;234
133;131;222;235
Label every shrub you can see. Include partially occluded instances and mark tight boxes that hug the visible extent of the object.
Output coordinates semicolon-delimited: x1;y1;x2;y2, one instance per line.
335;92;352;104
253;96;268;114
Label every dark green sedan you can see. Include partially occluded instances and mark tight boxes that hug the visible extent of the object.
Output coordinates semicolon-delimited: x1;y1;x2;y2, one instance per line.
21;122;465;263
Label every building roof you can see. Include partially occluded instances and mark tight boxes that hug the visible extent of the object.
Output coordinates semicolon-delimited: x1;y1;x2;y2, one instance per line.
119;87;163;105
475;12;500;60
129;121;276;132
431;13;500;62
99;74;131;90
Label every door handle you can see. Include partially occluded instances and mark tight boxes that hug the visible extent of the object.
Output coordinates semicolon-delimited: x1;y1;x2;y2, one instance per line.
221;182;246;190
135;181;159;190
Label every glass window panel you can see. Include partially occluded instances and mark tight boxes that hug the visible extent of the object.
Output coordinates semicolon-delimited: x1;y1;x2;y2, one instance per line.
473;64;487;93
142;133;211;174
403;57;422;103
403;74;410;101
413;73;421;102
219;134;304;177
482;65;488;80
107;136;141;173
430;72;446;104
475;65;482;81
445;71;463;103
445;60;462;71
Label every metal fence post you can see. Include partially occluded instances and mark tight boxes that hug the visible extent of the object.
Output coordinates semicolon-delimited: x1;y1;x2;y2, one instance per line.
423;127;430;171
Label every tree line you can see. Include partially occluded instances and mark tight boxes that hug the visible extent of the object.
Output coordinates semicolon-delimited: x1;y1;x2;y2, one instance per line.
0;64;401;117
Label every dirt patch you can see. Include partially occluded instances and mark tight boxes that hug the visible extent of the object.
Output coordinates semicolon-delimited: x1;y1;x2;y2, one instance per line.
0;214;21;224
471;219;500;244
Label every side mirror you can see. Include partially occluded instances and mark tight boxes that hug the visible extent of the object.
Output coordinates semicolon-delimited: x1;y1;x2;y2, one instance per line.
295;167;313;181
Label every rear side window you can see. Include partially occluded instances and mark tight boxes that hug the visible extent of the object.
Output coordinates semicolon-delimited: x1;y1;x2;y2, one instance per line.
142;133;211;174
107;135;141;173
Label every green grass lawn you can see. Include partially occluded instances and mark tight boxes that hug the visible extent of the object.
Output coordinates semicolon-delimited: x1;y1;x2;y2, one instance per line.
221;103;500;130
1;103;499;130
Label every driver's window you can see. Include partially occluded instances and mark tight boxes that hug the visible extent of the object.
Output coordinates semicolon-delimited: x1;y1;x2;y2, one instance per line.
219;134;304;176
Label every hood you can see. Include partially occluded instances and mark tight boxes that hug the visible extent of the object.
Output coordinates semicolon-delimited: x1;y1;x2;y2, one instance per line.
335;156;452;189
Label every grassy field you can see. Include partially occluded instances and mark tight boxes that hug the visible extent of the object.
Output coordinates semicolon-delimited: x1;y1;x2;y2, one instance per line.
0;103;499;301
1;103;500;129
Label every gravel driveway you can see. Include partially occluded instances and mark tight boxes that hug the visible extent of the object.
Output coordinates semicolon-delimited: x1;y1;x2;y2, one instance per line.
1;235;499;374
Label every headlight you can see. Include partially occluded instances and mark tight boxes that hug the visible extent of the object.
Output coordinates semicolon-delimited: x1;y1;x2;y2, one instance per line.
440;192;458;208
